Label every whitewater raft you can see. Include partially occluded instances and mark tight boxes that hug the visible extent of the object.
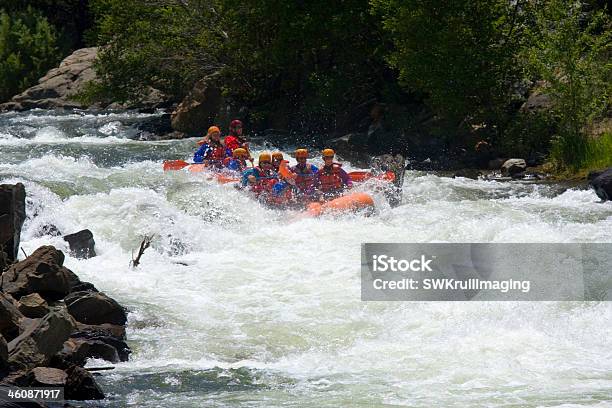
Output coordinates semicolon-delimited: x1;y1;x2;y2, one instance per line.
163;159;393;215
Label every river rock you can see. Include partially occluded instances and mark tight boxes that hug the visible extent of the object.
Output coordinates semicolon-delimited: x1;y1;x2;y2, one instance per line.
0;183;26;266
171;74;223;136
75;322;125;339
0;293;24;341
0;48;98;111
64;291;127;326
501;159;527;178
0;246;71;301
65;365;105;400
64;268;98;293
588;168;612;201
27;366;67;387
63;229;96;259
8;308;75;371
59;337;120;365
18;293;49;318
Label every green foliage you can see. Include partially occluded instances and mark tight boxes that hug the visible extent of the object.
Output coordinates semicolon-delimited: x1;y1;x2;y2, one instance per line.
550;132;612;171
370;0;527;131
0;7;61;102
525;0;611;169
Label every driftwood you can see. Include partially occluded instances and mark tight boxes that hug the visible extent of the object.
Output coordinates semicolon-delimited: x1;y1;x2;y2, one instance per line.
130;235;155;268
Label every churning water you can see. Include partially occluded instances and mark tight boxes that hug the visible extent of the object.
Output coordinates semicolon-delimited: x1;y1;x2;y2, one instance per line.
1;110;611;407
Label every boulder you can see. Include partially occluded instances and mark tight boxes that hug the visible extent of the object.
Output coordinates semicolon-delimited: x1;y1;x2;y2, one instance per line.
64;365;105;400
0;246;71;301
0;334;8;369
59;337;121;366
18;293;49;318
0;48;98;111
588;168;612;201
0;293;24;341
171;74;223;136
0;183;26;265
63;229;96;259
75;322;125;339
64;291;127;326
7;308;75;371
27;366;67;387
501;159;527;178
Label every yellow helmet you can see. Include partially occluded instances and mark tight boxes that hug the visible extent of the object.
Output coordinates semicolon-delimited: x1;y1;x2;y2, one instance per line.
233;148;248;158
258;152;272;164
295;148;308;159
322;148;335;158
207;126;221;136
272;152;284;161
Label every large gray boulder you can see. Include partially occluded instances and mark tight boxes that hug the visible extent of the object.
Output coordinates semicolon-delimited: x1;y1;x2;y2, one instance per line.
0;246;71;301
63;229;96;259
0;183;26;267
588;168;612;201
0;48;98;111
7;308;74;371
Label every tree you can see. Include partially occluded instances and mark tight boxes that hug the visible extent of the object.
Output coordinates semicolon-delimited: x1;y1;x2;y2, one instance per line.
0;7;61;101
525;0;611;168
371;0;528;134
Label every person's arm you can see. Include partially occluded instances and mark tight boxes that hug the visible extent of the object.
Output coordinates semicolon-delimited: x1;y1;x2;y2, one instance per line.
193;144;209;163
340;168;352;187
241;168;256;187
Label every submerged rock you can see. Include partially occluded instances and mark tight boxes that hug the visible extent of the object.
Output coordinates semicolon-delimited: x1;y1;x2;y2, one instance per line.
63;229;96;259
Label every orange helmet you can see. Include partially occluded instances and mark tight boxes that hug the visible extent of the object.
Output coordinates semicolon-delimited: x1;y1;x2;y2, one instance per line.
233;148;248;158
322;148;335;158
295;148;308;159
207;126;221;136
272;152;284;161
258;152;272;164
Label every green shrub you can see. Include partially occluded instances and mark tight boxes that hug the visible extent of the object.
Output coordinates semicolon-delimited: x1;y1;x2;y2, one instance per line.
0;7;61;102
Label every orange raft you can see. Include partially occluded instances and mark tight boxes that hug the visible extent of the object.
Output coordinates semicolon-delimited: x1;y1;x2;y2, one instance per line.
163;160;239;184
305;192;375;217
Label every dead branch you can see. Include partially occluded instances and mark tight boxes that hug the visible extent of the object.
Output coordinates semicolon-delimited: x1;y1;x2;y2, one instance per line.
130;234;155;268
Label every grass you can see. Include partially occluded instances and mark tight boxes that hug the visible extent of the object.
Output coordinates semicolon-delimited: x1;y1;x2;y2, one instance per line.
548;131;612;179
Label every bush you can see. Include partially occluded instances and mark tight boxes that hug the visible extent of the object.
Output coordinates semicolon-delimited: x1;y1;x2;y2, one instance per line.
0;7;61;102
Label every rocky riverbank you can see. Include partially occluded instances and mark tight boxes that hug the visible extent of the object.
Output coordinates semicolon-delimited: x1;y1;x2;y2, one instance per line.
1;183;130;406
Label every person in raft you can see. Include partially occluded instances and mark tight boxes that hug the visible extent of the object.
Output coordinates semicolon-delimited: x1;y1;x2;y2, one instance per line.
271;152;284;172
290;148;319;199
241;152;278;192
223;119;253;161
194;126;230;165
223;148;250;172
315;148;352;199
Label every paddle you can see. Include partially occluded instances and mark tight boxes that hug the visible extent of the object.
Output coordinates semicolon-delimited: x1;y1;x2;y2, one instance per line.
347;171;395;182
163;160;190;171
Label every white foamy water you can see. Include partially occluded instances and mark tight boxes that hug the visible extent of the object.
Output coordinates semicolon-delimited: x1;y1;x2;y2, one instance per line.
1;111;612;407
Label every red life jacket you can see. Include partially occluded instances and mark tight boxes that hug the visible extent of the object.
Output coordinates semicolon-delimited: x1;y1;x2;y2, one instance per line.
210;144;227;160
250;166;276;195
318;163;344;192
293;163;316;191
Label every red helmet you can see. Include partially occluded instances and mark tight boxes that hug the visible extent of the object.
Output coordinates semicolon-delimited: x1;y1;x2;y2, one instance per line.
230;119;243;130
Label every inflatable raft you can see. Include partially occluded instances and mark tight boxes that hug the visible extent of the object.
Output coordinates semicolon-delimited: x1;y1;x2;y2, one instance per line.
305;192;375;216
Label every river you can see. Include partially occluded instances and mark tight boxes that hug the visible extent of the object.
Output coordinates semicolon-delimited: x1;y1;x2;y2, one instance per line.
1;110;611;407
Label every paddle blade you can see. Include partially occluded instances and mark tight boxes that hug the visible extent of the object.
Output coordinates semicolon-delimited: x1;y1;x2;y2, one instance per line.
279;160;296;180
163;160;190;171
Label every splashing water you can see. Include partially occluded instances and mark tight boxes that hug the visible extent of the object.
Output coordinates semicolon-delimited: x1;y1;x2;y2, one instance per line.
1;110;611;407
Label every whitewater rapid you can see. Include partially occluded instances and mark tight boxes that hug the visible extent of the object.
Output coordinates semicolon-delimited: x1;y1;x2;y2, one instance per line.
1;110;611;407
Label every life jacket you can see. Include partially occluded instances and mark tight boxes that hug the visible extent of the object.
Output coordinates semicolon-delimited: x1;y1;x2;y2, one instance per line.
318;163;344;192
209;142;227;160
250;166;277;195
224;135;242;151
293;163;316;192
